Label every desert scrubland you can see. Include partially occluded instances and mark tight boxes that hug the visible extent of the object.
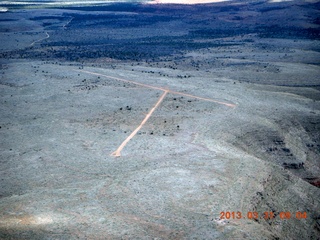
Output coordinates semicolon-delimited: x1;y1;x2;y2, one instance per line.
0;0;320;239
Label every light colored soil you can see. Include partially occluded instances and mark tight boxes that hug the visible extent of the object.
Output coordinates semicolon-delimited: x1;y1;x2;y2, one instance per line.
0;3;319;239
1;58;319;239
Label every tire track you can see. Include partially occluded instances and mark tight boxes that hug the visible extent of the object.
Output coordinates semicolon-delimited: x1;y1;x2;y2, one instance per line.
30;31;50;47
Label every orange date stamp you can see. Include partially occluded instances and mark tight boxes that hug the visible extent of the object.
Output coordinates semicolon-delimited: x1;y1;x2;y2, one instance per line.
219;211;307;220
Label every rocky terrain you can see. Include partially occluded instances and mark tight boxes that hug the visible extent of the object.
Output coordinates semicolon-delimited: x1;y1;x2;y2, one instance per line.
0;0;319;239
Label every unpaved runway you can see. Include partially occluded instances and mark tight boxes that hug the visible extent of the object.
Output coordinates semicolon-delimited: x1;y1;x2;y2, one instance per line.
112;90;168;157
78;70;237;108
78;69;236;157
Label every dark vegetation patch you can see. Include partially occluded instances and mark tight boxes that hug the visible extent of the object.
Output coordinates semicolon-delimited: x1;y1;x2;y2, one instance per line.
1;1;319;61
217;6;240;12
258;25;320;40
0;19;18;22
61;3;143;12
67;13;176;29
29;16;66;21
314;17;320;25
190;29;254;38
259;6;287;13
0;31;240;61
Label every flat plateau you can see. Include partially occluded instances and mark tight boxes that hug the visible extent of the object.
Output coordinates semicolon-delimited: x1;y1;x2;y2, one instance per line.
0;1;319;239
